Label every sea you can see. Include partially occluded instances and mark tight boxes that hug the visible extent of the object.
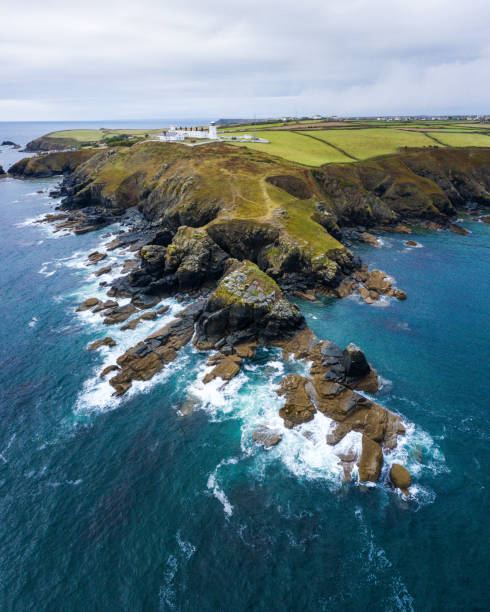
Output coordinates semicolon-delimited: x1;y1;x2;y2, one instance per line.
0;122;488;611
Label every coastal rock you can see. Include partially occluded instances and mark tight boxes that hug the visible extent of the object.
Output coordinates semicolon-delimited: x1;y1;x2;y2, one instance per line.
389;463;412;495
92;300;118;313
342;343;371;378
405;240;418;246
100;364;119;378
335;278;356;298
103;304;137;324
87;251;107;265
234;341;258;359
309;340;379;394
109;311;198;395
277;375;316;428
202;354;242;384
358;435;383;482
94;265;112;277
359;232;380;247
293;290;317;302
252;426;283;448
88;337;116;350
395;290;407;300
0;165;5;176
76;297;100;311
449;223;470;235
365;270;392;294
131;295;160;309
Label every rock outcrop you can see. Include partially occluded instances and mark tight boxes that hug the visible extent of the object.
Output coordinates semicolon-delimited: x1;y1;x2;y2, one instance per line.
194;260;304;350
274;334;406;483
108;302;203;396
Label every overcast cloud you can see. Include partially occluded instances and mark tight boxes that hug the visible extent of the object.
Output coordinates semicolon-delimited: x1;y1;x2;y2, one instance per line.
1;0;489;119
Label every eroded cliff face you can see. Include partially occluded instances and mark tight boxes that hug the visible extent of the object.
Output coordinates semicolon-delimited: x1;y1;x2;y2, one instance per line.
312;147;490;226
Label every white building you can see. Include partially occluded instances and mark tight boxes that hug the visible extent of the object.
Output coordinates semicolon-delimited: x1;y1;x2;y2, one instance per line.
160;122;219;142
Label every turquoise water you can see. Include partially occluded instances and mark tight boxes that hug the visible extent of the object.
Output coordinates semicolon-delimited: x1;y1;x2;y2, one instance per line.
0;126;489;610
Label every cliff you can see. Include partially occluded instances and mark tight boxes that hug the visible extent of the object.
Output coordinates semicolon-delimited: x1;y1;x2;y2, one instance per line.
8;150;98;178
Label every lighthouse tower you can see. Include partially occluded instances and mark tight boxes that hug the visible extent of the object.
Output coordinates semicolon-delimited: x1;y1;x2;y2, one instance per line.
209;121;217;139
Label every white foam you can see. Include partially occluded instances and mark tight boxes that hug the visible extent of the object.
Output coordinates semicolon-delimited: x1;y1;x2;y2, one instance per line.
207;457;238;518
28;316;38;328
73;300;181;415
176;531;196;560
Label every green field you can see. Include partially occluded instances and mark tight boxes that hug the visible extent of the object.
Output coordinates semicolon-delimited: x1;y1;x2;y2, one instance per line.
45;129;106;142
426;132;490;147
306;128;442;160
45;128;162;142
227;130;351;165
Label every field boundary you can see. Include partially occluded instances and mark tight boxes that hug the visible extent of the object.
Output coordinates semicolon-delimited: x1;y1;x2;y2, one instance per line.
292;130;359;161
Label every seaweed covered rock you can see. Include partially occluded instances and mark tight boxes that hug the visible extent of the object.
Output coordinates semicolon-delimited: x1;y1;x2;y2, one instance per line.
194;260;304;349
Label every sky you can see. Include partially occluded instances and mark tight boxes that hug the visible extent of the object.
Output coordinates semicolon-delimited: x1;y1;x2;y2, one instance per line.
1;0;489;120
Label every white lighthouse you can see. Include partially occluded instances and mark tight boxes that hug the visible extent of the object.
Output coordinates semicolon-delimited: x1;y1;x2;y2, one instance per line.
209;121;217;139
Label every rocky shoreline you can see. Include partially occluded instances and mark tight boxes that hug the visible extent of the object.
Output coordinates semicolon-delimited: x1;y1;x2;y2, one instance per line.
8;143;490;494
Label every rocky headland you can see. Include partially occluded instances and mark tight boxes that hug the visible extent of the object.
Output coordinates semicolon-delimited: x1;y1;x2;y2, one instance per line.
10;141;490;492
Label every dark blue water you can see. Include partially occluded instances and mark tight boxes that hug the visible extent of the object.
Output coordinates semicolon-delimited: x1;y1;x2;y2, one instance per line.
0;124;489;611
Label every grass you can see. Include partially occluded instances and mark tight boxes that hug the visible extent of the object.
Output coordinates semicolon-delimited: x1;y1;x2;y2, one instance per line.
426;132;490;147
227;131;351;165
